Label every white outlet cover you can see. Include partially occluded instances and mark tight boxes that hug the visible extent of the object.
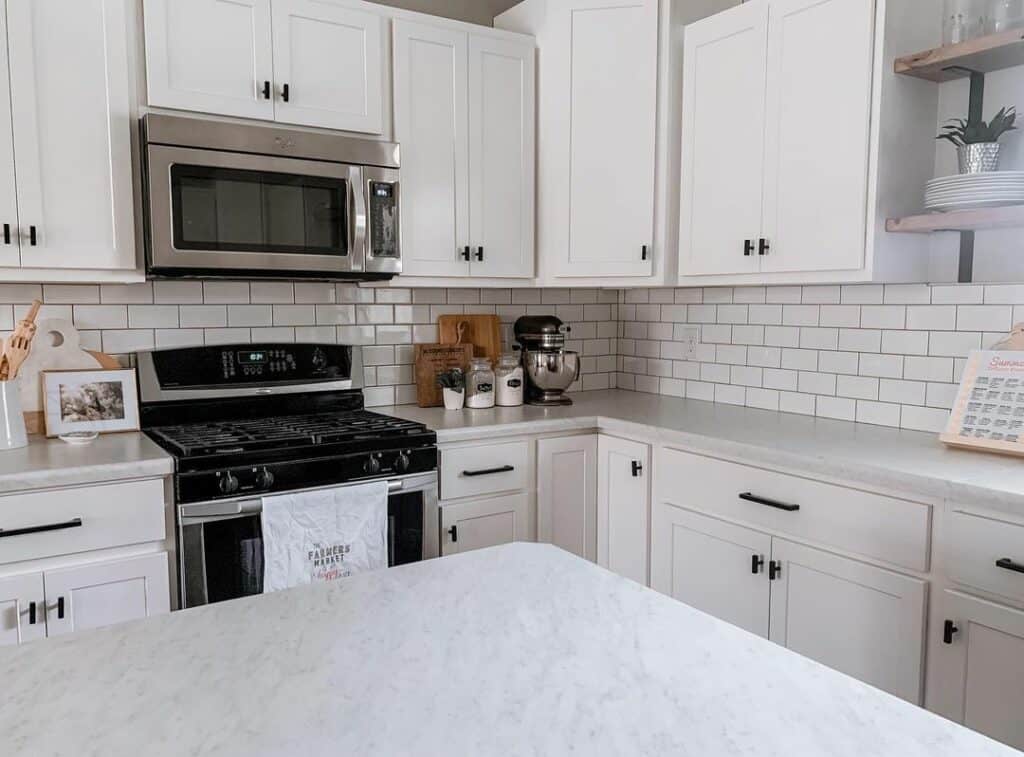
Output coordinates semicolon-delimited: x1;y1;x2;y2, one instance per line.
679;326;700;360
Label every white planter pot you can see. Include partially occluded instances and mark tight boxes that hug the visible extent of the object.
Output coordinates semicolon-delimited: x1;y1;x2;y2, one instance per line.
957;142;1002;174
0;379;28;451
442;388;465;411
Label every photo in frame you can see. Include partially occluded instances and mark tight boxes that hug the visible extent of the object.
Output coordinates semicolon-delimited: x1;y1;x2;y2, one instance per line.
42;369;140;437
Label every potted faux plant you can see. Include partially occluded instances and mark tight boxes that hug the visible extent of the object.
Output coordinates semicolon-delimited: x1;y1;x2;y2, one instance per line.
436;368;465;411
937;106;1017;174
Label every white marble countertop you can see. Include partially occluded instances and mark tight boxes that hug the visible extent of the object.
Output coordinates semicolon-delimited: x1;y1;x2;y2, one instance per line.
0;433;173;494
0;543;1015;756
386;390;1024;512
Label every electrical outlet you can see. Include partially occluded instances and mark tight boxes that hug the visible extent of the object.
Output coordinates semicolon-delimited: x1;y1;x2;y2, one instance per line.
679;326;700;360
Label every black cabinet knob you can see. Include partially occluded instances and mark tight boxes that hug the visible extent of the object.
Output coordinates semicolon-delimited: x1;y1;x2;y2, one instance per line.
448;525;458;543
744;239;754;256
2;223;9;245
474;246;484;262
943;619;959;645
768;560;782;581
461;246;471;261
751;555;764;575
281;83;290;102
261;80;271;100
758;238;770;256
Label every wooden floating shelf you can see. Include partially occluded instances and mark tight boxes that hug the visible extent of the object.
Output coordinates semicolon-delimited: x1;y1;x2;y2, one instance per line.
886;204;1024;233
895;29;1024;82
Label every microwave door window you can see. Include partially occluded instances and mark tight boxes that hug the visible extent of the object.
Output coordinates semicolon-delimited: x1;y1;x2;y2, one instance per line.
170;165;348;256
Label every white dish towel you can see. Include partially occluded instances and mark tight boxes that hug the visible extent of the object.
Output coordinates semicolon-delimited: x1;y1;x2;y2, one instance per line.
262;481;389;593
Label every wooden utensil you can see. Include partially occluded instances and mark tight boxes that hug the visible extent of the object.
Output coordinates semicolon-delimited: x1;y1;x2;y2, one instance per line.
438;314;503;365
414;343;473;408
0;299;41;381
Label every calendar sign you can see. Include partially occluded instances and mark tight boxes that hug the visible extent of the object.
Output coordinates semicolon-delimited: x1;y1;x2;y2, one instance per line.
941;351;1024;456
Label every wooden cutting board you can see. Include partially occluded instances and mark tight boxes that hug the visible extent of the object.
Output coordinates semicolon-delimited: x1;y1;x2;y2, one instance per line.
438;314;502;364
414;343;474;408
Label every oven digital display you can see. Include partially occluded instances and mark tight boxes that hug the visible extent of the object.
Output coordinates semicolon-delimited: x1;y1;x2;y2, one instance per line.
238;350;268;365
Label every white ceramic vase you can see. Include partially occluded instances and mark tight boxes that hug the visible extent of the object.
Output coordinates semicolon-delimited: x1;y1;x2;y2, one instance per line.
0;379;28;451
442;388;465;411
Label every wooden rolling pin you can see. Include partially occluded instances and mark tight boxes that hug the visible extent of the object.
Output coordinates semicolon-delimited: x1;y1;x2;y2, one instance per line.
0;299;42;381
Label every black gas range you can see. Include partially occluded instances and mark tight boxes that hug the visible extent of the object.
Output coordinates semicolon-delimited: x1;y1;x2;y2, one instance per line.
138;343;437;505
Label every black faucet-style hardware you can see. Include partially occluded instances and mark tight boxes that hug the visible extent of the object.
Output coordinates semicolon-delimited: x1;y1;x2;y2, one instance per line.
751;554;765;575
462;465;515;478
768;560;782;581
739;492;800;512
631;460;643;477
943;619;959;645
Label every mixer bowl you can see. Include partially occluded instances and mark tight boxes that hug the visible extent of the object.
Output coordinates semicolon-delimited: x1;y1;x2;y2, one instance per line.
523;350;580;394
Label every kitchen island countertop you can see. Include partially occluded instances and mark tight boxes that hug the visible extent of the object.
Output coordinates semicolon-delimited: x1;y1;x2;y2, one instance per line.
1;542;1017;757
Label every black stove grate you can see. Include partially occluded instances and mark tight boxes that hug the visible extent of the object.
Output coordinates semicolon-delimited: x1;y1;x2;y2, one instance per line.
148;410;428;457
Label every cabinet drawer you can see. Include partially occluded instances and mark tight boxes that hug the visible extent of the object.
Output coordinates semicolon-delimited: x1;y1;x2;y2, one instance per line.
657;449;930;572
440;441;530;501
949;509;1024;603
0;479;165;565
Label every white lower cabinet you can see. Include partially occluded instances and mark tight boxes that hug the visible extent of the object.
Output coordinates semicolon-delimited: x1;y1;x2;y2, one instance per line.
536;435;598;562
0;572;46;646
650;502;926;703
933;590;1024;751
440;493;530;557
596;436;650;585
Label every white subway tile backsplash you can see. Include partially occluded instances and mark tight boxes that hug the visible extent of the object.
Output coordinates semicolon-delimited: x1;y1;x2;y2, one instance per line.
929;331;981;357
881;330;928;356
273;305;316;326
904;356;953;383
956;305;1013;332
0;284;42;303
250;282;294;304
781;348;818;371
227;305;273;327
101;283;153;304
316;305;357;325
155;329;204;348
203;282;250;304
180;305;228;329
883;284;931;304
205;328;251;345
44;285;100;304
816;396;855;421
798;371;836;396
860;305;905;330
73;305;128;330
779;391;815;415
837;375;878;401
858;353;903;379
251;327;295;343
856;400;900;428
932;285;983;304
129;305;180;329
817;350;859;375
765;326;800;348
879;379;926;406
801;286;841;304
763;368;798;391
838;328;881;353
819;305;860;328
294;282;335;304
782;305;819;327
799;327;838;351
154;281;204;304
746;387;780;411
748;304;783;325
840;285;883;304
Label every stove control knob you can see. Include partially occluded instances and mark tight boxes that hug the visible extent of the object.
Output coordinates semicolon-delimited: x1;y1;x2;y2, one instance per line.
363;454;381;475
255;467;275;490
218;471;240;495
394;451;411;473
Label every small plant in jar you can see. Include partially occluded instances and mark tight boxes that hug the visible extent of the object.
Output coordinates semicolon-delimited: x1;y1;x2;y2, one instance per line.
937;106;1017;173
436;368;466;411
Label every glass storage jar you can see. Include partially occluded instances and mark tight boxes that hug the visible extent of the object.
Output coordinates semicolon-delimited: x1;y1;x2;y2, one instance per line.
989;0;1024;32
495;354;524;407
465;358;496;409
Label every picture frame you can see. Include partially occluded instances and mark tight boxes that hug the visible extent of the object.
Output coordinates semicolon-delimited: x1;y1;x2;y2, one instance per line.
42;368;141;438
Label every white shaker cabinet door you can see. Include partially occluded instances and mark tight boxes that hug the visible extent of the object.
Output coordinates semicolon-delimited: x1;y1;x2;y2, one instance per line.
561;0;657;278
0;572;46;646
143;0;275;120
6;0;135;270
537;435;598;562
679;0;768;277
768;538;926;704
392;20;470;278
43;553;170;637
760;0;873;274
596;435;650;585
0;5;19;269
271;0;383;134
467;34;535;278
440;493;530;557
934;591;1024;751
650;504;771;638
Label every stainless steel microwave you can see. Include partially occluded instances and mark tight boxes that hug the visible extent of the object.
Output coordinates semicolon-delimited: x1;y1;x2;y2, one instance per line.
141;114;401;281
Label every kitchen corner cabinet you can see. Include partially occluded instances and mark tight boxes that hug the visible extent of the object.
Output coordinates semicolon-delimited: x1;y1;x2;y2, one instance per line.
679;0;937;285
537;435;599;562
932;591;1024;751
0;553;170;646
393;20;535;280
651;503;926;703
596;436;650;585
440;493;530;557
0;0;135;274
143;0;384;134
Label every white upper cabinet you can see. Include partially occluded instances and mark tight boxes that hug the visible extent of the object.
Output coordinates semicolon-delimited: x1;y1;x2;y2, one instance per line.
144;0;275;120
393;20;535;280
144;0;384;134
271;0;383;133
5;0;135;271
0;4;19;269
680;1;768;277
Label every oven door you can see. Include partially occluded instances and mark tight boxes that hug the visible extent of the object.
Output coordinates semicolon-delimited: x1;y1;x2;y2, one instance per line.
176;473;438;609
146;144;366;277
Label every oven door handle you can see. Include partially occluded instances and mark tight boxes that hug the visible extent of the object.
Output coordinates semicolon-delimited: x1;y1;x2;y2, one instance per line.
181;479;409;519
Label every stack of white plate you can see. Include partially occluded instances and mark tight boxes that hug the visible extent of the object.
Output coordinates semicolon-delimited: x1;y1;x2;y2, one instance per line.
925;172;1024;211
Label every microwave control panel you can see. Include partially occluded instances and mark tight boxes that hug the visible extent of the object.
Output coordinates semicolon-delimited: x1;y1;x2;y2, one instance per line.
368;181;399;259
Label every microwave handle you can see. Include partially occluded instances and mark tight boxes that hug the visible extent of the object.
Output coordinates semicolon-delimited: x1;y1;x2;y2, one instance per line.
349;166;368;272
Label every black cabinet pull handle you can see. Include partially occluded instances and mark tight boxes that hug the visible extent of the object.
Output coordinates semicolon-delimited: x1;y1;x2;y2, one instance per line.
641;244;648;261
758;237;770;256
462;465;515;478
461;245;471;261
751;554;764;575
996;558;1024;574
474;246;484;262
943;619;959;645
281;83;290;102
2;223;9;245
57;596;65;620
28;225;36;246
261;80;271;100
448;525;458;543
0;517;82;539
744;239;754;256
631;460;643;477
28;601;36;625
739;493;799;512
768;560;782;581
